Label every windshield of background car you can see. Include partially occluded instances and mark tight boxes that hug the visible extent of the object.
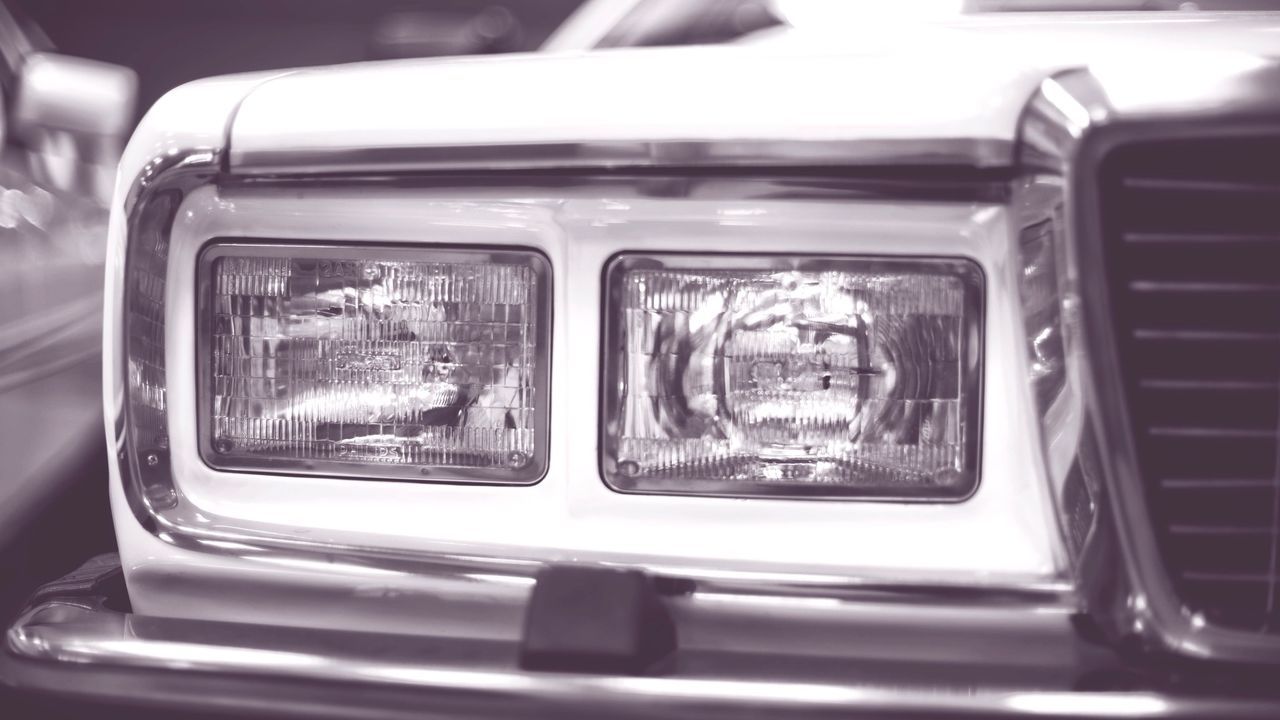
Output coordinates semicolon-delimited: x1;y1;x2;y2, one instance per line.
595;0;1280;49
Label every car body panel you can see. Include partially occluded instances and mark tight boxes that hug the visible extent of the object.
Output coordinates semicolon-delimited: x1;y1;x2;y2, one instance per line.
229;12;1280;172
10;7;1266;716
110;181;1068;633
103;8;1280;638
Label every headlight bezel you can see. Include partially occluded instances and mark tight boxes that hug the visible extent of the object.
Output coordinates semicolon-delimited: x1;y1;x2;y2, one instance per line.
115;155;1059;596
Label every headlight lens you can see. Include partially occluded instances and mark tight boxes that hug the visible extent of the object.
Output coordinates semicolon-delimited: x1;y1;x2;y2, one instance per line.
199;242;550;483
602;254;983;499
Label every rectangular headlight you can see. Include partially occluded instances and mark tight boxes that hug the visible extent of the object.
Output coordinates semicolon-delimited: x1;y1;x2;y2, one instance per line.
198;242;550;484
602;254;982;500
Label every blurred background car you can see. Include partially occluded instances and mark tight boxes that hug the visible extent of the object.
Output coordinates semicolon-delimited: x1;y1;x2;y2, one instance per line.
15;0;584;122
0;2;134;621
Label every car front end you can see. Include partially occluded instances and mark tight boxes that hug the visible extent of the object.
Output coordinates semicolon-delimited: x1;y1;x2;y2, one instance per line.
6;9;1280;717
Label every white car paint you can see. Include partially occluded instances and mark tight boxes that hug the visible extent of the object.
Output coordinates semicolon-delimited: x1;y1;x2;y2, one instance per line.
107;11;1280;633
230;12;1280;168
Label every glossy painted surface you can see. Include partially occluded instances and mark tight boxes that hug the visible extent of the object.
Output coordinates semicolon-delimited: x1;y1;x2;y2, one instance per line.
111;175;1065;637
228;13;1280;173
102;6;1280;648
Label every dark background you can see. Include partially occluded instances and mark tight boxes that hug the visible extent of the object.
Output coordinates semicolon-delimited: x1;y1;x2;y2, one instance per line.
12;0;583;124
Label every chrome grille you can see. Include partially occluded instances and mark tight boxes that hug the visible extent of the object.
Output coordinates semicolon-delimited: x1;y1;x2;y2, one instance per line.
1101;136;1280;632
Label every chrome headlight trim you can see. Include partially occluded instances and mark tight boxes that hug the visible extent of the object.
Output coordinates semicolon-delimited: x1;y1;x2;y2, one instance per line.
1018;61;1280;663
229;137;1015;177
117;148;222;527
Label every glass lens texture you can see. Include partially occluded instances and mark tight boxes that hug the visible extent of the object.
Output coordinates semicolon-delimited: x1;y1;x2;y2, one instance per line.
606;256;980;498
206;248;544;479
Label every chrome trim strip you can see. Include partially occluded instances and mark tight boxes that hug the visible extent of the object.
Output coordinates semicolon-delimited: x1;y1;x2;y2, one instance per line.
1017;61;1280;663
123;146;220;218
111;146;1069;613
229;137;1016;176
10;588;1273;720
118;148;221;527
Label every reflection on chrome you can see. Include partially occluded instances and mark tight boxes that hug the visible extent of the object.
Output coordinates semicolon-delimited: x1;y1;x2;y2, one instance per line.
1002;692;1169;718
1018;59;1280;665
11;592;1269;719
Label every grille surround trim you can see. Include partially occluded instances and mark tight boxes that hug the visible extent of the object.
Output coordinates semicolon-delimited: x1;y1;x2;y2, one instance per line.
1020;64;1280;663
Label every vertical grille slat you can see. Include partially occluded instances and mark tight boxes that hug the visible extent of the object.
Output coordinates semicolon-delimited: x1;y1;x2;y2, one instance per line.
1101;136;1280;633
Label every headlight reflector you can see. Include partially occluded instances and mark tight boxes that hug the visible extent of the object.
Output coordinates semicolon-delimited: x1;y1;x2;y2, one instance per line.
199;242;550;483
602;254;982;499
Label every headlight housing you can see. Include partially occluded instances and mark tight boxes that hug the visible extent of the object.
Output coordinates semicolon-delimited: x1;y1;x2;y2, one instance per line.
601;253;983;500
196;242;551;484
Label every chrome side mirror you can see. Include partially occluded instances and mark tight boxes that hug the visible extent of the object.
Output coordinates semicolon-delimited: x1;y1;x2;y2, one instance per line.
11;52;137;205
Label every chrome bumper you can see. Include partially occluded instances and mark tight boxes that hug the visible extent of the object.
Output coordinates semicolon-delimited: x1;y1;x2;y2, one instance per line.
4;556;1280;719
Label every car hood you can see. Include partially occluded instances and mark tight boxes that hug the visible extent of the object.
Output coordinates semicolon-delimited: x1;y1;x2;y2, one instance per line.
227;11;1280;171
